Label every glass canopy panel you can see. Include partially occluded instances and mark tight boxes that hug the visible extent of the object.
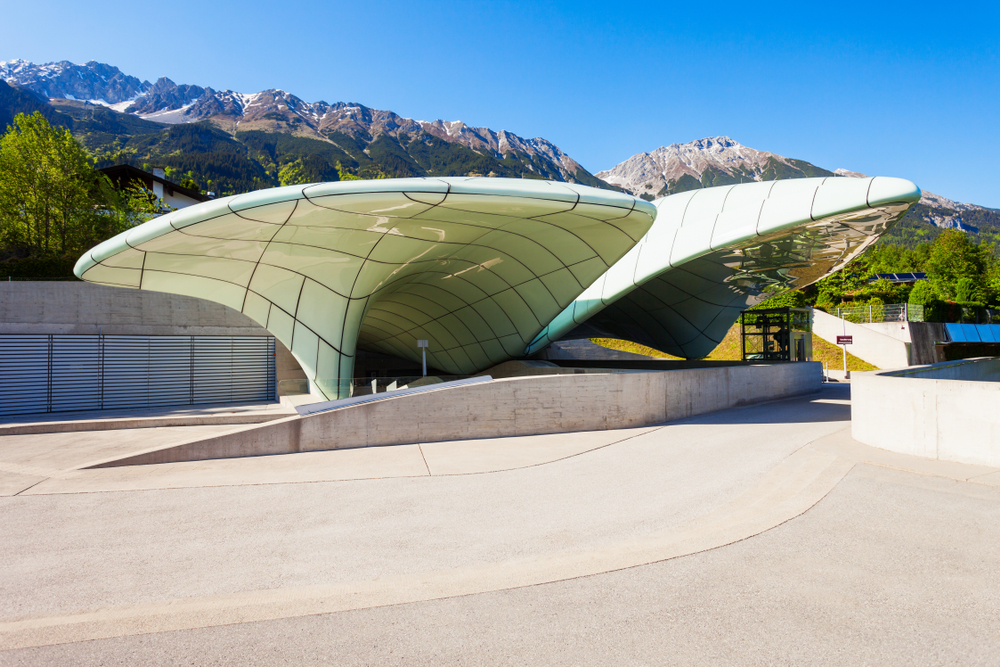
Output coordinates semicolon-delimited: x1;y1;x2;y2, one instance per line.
473;230;563;275
405;275;488;310
497;219;597;266
232;199;298;224
260;243;364;297
532;211;636;265
411;205;524;229
99;248;145;269
539;268;584;308
446;177;579;203
365;299;434;328
567;257;611;290
307;192;436;218
229;185;304;212
143;253;257;287
386;219;490;245
141;271;246;312
270;225;383;258
411;319;462;349
266;306;294;349
82;264;141;287
242;290;271;328
291;322;320;375
567;201;639;222
682;186;734;226
373;289;451;320
447;246;532;286
437;193;576;218
537;176;920;359
136;233;269;263
810;177;873;220
163;198;236;230
366;236;450;264
435;313;480;347
247;264;305;314
179;213;284;242
480;338;506;363
491;289;542;340
295;279;349;353
514;280;561;324
76;176;661;398
283;200;392;232
469;298;518;337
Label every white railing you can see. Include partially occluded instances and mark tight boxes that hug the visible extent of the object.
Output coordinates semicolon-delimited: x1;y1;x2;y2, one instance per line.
835;303;910;324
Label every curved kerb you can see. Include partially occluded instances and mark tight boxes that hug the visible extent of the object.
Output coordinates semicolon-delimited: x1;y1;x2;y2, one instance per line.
75;177;656;399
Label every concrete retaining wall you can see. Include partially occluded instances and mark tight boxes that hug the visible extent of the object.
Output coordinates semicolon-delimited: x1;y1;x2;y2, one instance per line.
852;358;1000;467
1;281;305;387
92;362;822;467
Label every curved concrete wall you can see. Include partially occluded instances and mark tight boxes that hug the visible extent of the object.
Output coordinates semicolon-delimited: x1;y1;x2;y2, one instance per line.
92;361;822;467
852;358;1000;467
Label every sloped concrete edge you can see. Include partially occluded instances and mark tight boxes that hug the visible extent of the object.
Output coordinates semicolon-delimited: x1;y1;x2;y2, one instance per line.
89;363;822;468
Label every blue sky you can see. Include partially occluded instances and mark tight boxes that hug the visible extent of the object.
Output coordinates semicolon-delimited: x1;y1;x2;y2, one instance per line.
3;1;998;205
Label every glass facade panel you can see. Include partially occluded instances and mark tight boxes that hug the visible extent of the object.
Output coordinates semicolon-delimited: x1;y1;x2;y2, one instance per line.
248;264;305;314
270;225;382;258
291;321;320;374
242;290;271;327
181;213;283;242
295;279;349;353
261;243;363;297
144;253;256;286
141;271;245;311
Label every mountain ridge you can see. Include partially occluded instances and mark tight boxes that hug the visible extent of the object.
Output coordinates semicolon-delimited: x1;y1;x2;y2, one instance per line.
0;59;594;185
3;58;997;249
600;137;1000;247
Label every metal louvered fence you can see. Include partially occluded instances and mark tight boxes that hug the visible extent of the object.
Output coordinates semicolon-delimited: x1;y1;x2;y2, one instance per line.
0;335;276;417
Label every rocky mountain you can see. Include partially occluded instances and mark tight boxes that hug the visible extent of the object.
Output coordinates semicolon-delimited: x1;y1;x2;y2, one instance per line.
0;59;601;189
4;59;998;249
0;59;149;104
596;136;834;199
599;138;1000;247
831;169;1000;246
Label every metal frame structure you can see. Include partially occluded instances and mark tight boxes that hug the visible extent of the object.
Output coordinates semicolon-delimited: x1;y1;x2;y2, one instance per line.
739;307;813;362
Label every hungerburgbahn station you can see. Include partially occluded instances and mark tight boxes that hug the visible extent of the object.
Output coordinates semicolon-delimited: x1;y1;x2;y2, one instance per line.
76;175;921;401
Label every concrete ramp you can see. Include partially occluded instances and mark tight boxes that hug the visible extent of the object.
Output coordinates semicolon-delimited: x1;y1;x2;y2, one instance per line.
813;309;910;369
87;363;822;468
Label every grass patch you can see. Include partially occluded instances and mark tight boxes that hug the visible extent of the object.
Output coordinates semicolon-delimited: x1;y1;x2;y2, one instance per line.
591;324;878;371
810;333;878;372
589;338;680;359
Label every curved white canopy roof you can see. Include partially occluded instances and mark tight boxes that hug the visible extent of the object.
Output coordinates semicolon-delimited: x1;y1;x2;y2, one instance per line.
76;177;656;399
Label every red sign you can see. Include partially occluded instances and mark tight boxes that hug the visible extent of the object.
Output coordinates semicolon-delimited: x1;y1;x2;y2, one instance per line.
837;335;853;345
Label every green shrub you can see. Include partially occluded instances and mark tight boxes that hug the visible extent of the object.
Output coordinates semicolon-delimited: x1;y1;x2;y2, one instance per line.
0;255;79;279
908;280;937;305
749;290;810;311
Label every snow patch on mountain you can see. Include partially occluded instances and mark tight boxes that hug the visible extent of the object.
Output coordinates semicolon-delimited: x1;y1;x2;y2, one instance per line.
1;59;606;182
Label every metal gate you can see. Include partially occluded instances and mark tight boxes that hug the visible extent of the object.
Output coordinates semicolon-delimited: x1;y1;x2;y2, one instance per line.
0;335;276;417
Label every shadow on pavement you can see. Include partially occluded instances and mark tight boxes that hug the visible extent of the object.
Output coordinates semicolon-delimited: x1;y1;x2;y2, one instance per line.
669;384;851;425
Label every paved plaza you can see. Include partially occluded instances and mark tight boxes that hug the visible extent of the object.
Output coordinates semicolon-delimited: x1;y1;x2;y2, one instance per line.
1;384;998;665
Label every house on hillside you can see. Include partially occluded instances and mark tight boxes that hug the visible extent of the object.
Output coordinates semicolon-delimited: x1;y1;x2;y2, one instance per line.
98;165;211;210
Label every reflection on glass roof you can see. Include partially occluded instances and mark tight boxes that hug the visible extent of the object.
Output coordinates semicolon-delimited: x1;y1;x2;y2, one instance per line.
76;177;656;399
526;176;921;359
